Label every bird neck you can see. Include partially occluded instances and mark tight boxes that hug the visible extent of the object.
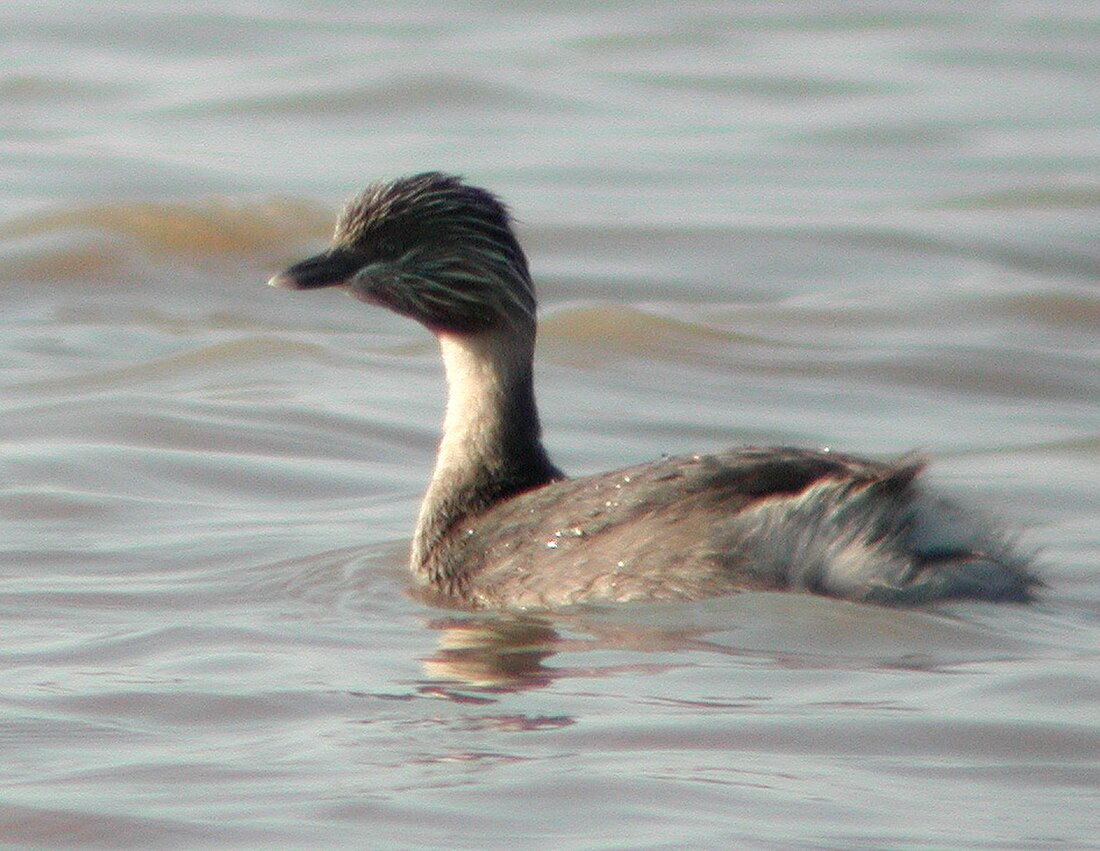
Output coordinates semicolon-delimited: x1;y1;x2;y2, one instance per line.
412;326;561;582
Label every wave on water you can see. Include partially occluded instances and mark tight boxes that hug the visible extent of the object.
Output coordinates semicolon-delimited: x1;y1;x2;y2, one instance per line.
540;302;775;367
0;198;333;286
189;73;579;118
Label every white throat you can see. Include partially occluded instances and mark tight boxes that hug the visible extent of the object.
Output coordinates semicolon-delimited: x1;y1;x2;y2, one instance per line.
435;330;530;469
411;328;541;571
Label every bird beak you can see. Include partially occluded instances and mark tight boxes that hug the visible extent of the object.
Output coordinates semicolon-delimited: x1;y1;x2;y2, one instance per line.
267;248;363;290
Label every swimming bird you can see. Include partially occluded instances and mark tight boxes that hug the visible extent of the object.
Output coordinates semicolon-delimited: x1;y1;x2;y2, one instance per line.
268;172;1038;609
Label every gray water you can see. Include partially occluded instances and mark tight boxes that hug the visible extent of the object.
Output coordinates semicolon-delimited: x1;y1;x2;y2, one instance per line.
2;2;1099;848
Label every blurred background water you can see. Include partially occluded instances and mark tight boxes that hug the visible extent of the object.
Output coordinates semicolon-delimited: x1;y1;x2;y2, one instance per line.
2;1;1099;847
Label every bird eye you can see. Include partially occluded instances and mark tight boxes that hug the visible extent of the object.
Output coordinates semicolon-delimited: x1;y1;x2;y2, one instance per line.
380;237;402;257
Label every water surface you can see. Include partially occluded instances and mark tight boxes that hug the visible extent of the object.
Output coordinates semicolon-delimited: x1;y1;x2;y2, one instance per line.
2;2;1099;847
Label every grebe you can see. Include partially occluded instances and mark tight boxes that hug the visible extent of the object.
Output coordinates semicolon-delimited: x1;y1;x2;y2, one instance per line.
269;172;1037;609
